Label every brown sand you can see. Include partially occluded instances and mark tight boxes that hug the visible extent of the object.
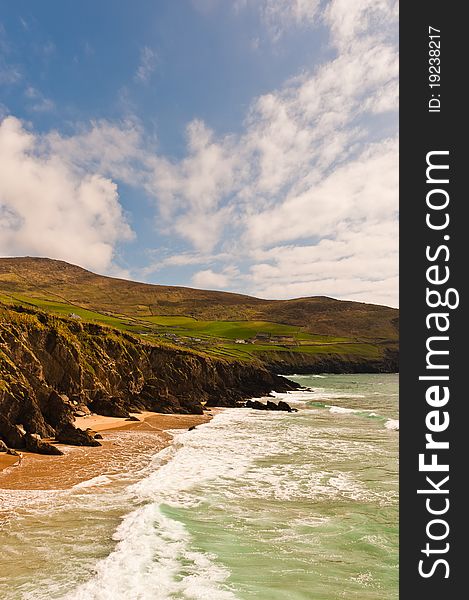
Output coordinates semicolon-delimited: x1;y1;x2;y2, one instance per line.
75;411;213;433
0;454;20;470
0;410;215;491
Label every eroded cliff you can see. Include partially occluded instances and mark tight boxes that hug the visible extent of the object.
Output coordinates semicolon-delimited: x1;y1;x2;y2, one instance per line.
0;305;296;451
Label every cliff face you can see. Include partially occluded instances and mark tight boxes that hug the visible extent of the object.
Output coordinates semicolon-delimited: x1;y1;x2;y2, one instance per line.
0;306;296;451
254;347;399;375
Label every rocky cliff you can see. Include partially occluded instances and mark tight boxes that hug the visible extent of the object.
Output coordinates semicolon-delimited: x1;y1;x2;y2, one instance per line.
255;347;399;375
0;305;297;452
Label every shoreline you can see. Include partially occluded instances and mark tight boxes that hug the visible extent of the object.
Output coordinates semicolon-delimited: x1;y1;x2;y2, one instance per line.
0;410;216;490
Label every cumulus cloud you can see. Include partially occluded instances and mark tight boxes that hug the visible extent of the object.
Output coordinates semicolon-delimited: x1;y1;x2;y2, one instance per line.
191;269;229;289
248;216;398;306
143;119;242;251
46;118;146;185
0;116;134;272
324;0;398;51
141;0;399;305
0;0;398;305
244;138;398;247
191;265;240;290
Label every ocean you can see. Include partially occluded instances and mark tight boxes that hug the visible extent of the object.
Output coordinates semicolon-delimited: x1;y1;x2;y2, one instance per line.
1;373;398;599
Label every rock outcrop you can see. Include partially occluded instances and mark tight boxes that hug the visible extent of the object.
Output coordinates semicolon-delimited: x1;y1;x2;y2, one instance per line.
0;305;298;453
56;424;102;447
24;433;64;455
244;399;297;412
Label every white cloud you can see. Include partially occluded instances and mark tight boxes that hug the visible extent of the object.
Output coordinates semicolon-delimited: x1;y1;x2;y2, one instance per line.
19;17;30;31
173;206;233;253
42;41;56;57
25;86;55;112
244;137;398;247
0;62;21;85
144;3;397;243
236;0;321;40
192;269;229;289
0;1;398;305
248;217;398;306
261;0;321;39
140;250;234;278
0;116;133;273
325;0;398;52
143;120;242;251
0;24;22;85
143;0;399;305
46;118;146;185
135;46;158;83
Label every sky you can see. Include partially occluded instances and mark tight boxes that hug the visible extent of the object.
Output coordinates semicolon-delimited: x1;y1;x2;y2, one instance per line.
0;0;398;307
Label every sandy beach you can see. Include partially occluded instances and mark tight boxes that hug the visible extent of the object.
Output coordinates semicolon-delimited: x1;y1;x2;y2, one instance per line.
0;410;215;490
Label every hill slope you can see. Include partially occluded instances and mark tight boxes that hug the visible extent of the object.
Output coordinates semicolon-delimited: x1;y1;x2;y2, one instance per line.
0;257;398;341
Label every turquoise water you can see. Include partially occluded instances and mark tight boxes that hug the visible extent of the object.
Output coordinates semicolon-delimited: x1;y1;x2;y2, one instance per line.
0;373;398;599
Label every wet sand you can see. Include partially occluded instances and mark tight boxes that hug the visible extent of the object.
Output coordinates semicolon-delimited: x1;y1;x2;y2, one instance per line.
0;454;19;470
0;411;215;490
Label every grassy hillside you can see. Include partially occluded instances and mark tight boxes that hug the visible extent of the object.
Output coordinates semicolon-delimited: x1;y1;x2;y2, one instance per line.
0;257;399;372
0;257;398;338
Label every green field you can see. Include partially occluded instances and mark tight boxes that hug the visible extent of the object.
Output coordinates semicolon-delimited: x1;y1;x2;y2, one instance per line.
0;291;385;364
141;316;348;342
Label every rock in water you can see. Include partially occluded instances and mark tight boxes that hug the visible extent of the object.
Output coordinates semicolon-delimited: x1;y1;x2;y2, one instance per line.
24;433;64;455
56;423;102;446
245;400;268;410
245;399;295;412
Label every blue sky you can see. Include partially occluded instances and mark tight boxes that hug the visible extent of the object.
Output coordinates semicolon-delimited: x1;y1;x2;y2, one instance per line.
0;1;398;306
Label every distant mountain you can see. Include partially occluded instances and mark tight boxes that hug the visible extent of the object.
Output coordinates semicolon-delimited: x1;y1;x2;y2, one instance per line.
0;257;398;342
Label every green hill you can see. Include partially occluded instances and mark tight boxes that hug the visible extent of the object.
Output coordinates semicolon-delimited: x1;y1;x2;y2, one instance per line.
0;257;398;372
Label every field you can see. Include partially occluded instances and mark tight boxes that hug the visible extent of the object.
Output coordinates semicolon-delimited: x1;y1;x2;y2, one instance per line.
0;257;399;342
0;290;387;365
0;258;398;368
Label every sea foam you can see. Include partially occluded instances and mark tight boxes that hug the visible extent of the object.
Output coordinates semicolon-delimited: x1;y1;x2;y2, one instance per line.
73;475;113;489
63;502;237;600
62;413;253;600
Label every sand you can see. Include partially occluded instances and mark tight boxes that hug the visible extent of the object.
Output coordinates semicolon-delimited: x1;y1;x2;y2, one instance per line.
0;454;20;470
0;410;215;491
